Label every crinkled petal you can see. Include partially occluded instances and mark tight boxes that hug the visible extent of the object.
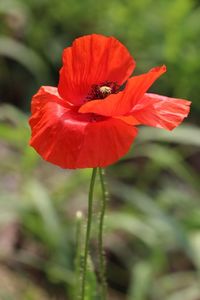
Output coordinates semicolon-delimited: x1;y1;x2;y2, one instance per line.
29;86;71;128
30;86;71;114
79;65;166;116
58;34;135;105
132;93;191;130
29;86;138;169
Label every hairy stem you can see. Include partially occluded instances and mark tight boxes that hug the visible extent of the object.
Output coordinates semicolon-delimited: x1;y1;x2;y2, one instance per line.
81;168;97;300
98;167;108;299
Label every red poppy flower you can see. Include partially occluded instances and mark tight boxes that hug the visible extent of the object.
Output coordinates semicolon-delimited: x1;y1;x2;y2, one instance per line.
29;34;191;169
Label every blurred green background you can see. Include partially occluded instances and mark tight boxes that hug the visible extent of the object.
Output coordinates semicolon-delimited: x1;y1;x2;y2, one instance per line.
0;0;200;299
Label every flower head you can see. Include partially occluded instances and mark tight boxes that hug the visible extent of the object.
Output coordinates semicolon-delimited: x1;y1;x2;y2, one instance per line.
29;34;191;169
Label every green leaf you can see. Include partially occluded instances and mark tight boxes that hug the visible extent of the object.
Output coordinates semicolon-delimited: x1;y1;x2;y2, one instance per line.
136;125;200;147
0;36;50;83
128;261;153;300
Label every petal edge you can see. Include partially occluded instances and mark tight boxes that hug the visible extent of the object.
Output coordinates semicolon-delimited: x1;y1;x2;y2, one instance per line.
58;34;135;105
132;93;191;130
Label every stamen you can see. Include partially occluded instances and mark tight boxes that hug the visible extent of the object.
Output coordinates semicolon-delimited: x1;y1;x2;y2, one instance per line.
99;86;112;98
86;81;120;101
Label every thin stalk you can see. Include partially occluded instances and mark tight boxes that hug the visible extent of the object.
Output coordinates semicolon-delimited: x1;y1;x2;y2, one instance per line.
81;168;97;300
98;167;108;299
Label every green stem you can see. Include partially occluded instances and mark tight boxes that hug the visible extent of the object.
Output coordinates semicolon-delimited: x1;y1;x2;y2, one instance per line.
81;168;97;300
98;167;108;299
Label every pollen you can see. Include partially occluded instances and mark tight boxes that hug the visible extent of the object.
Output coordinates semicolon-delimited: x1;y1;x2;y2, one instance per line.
99;86;112;97
86;81;120;101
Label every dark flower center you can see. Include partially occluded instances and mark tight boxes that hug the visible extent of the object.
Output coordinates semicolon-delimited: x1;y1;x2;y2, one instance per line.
86;81;120;101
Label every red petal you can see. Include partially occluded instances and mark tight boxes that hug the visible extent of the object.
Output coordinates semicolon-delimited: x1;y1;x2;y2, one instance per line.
75;119;138;168
79;65;166;116
29;86;71;127
30;86;71;114
58;34;135;105
29;87;138;169
115;115;140;126
132;93;191;130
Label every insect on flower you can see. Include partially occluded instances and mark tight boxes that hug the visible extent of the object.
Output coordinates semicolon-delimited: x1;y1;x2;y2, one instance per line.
29;34;191;169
